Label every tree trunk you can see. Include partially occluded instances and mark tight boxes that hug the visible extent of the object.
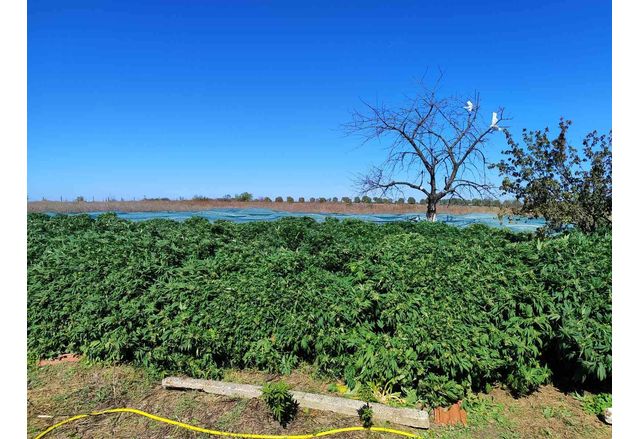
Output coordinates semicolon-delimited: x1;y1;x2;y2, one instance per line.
426;199;437;222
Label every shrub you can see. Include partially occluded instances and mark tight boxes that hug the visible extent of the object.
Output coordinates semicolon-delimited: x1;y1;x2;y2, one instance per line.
396;198;405;204
298;197;305;203
275;196;284;202
354;197;361;203
341;197;352;204
263;197;273;202
262;381;299;427
192;195;210;201
362;196;372;203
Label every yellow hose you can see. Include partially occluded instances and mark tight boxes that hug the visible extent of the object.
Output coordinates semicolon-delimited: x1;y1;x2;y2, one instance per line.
34;407;419;439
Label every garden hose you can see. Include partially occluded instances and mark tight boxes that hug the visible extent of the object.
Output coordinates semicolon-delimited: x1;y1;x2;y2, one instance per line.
34;407;419;439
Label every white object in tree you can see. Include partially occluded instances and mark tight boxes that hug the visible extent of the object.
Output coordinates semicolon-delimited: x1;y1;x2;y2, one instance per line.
464;101;473;112
490;112;502;131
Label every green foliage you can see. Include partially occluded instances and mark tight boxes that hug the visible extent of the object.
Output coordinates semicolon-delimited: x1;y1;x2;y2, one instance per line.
191;195;210;201
27;214;611;407
235;192;253;202
407;197;416;205
261;381;299;427
275;196;284;202
286;196;294;203
574;392;612;416
492;119;611;234
298;197;305;203
357;403;374;428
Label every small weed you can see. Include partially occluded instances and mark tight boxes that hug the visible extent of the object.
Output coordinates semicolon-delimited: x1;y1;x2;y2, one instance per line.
357;403;374;428
573;392;612;416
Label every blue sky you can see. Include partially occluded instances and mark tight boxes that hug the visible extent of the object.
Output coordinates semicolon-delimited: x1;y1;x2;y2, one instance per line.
28;0;611;201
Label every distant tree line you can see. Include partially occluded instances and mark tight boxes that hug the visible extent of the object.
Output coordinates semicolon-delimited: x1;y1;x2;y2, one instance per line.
186;193;521;207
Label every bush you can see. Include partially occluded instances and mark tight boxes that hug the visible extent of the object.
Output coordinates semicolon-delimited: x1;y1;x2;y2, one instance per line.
407;197;416;205
354;197;361;203
298;197;305;203
362;196;372;203
192;195;210;201
275;196;284;202
262;381;299;427
396;198;405;204
27;214;611;406
286;197;294;203
263;197;273;202
341;197;352;204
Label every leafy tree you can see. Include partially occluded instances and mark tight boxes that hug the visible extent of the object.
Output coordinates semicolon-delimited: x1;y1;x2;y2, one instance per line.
263;197;273;202
235;192;253;202
362;196;372;203
341;197;352;204
492;119;611;233
396;198;405;204
407;197;416;205
298;197;305;203
286;196;294;203
275;196;284;202
332;197;339;203
353;196;361;203
318;197;327;203
309;197;316;203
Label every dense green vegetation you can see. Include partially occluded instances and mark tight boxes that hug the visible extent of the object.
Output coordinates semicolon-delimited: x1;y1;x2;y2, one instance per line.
27;213;611;407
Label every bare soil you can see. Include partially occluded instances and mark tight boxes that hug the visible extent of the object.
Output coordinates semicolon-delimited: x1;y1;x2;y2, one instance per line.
28;363;610;439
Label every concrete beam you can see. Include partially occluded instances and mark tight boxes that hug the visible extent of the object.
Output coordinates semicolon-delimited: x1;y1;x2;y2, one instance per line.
162;376;430;429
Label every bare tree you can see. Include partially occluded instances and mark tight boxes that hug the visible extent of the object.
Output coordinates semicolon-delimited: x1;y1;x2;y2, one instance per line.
345;84;506;221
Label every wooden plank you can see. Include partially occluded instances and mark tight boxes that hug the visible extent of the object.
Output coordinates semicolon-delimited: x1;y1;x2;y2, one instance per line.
162;376;430;429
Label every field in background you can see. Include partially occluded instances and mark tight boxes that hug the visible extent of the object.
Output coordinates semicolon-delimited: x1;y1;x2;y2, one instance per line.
28;200;502;215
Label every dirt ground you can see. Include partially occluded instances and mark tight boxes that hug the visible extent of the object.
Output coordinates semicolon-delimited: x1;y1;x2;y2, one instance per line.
27;199;502;216
27;362;610;439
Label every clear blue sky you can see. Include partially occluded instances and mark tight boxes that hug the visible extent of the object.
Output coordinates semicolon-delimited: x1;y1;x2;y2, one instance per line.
28;0;611;201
